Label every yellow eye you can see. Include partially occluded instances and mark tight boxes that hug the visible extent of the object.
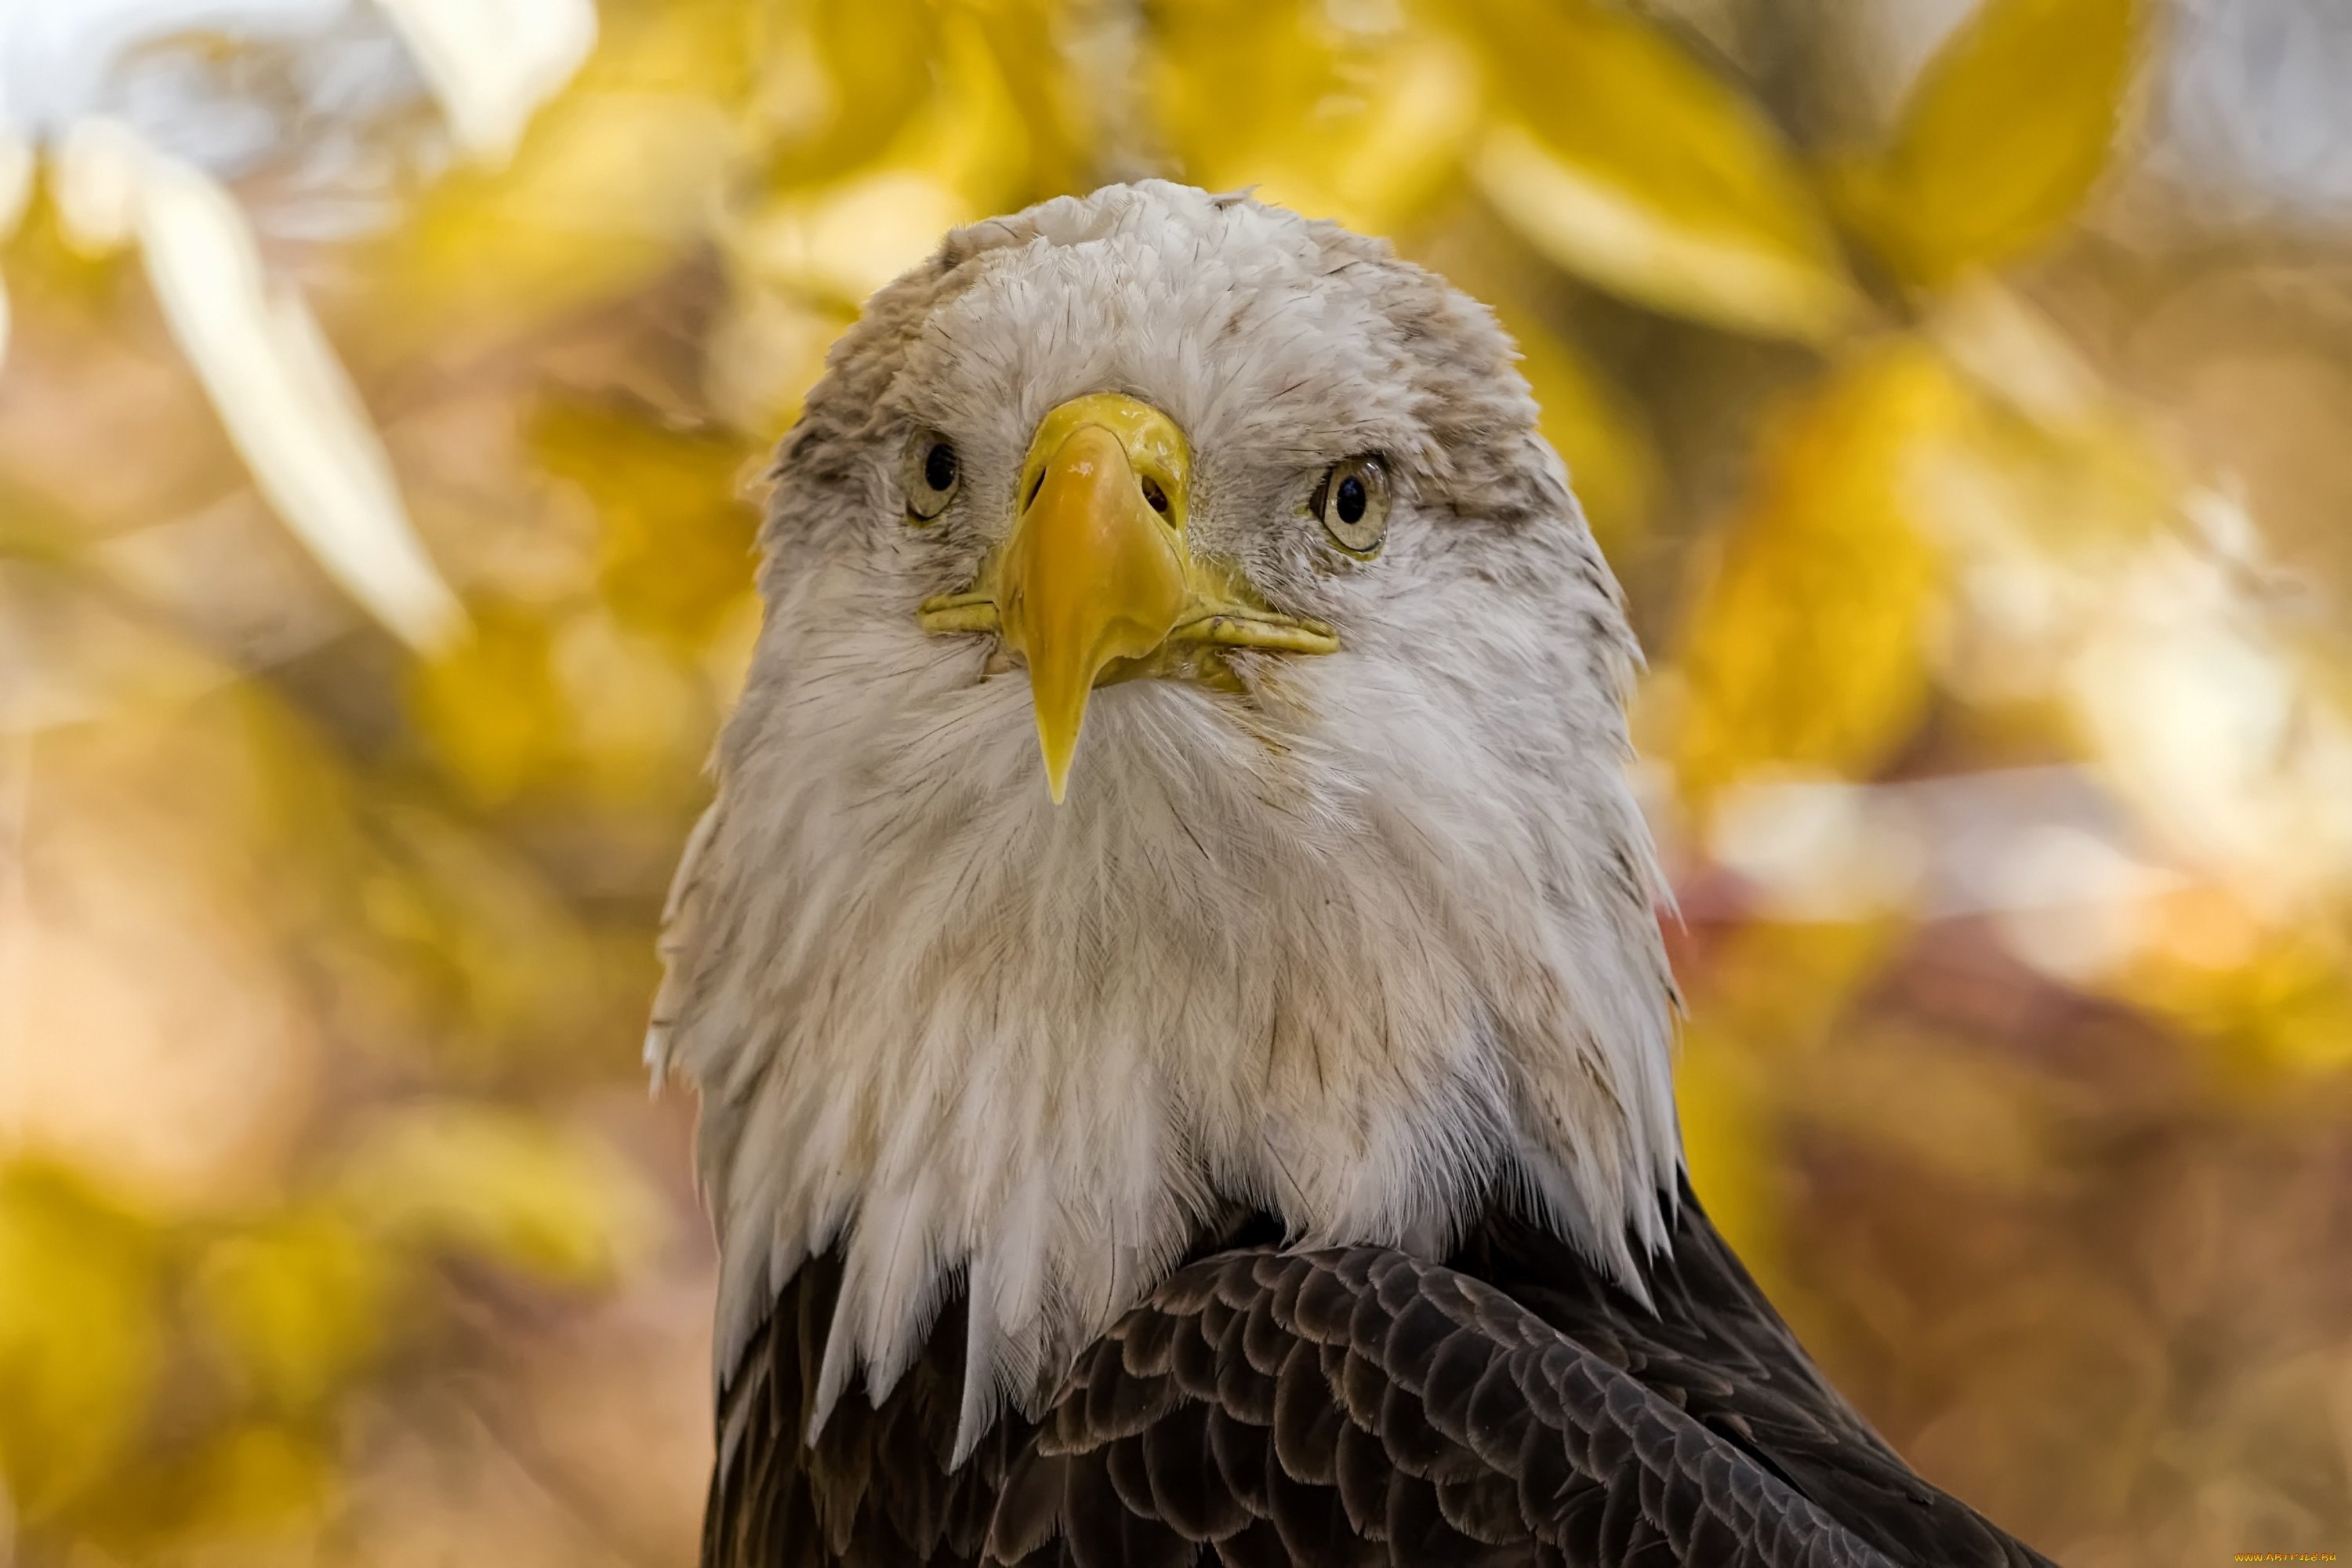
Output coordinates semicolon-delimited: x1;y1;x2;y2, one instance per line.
904;431;960;522
1313;456;1389;555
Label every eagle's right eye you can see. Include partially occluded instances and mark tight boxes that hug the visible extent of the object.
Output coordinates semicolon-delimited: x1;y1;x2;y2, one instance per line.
904;433;961;522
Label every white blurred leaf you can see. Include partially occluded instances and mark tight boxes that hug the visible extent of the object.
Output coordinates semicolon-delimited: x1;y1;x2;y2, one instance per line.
376;0;599;165
1924;276;2104;429
0;125;25;370
51;116;143;253
59;118;464;652
2067;532;2352;906
0;128;31;239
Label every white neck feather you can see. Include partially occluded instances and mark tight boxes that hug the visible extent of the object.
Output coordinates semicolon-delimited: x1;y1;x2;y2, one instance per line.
652;549;1680;1461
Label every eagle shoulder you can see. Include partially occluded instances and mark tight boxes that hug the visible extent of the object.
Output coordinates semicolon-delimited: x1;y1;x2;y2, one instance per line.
988;1245;1897;1568
703;1195;2058;1568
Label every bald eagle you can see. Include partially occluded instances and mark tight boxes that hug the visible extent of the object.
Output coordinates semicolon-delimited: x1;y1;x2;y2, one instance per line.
648;183;2054;1568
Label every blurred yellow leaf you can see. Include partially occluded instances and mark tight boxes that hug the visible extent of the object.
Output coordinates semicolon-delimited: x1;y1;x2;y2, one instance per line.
363;803;613;1060
1152;0;1480;236
548;609;717;797
965;0;1093;200
93;1421;336;1551
1507;318;1659;554
1465;0;1857;340
1674;1022;1781;1280
0;182;130;328
1918;367;2175;563
361;2;739;338
1828;0;2140;288
411;594;717;814
194;1207;396;1414
743;0;942;187
162;1422;333;1538
339;1104;658;1287
0;1165;164;1520
2132;893;2352;1078
529;399;760;645
728;10;1033;304
1671;343;1962;800
408;601;568;806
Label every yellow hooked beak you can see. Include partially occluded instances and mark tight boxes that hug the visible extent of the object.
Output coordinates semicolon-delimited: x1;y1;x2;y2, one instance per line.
917;393;1338;803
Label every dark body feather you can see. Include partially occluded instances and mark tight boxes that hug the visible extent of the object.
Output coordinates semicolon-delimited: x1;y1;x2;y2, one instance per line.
703;1182;2055;1568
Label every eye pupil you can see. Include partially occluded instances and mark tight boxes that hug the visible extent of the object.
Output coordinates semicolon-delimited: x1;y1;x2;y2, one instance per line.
1313;456;1388;554
1336;475;1367;524
924;443;958;493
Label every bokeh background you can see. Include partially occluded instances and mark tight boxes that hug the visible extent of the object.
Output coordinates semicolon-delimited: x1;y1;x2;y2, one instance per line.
2;0;2349;1562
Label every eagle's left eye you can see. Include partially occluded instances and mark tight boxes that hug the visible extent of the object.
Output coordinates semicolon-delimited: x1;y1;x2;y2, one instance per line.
904;432;961;522
1312;456;1390;556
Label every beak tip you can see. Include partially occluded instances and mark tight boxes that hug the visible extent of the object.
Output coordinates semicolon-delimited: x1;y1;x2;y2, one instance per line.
1040;739;1075;805
1033;682;1087;806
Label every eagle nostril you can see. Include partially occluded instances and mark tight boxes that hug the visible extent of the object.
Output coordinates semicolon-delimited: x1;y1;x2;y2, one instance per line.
1139;476;1169;516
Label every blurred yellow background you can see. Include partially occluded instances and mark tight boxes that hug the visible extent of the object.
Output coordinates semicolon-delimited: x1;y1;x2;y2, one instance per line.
2;0;2348;1562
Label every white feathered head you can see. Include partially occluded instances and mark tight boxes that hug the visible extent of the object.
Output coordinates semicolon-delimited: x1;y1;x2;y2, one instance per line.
651;182;1680;1453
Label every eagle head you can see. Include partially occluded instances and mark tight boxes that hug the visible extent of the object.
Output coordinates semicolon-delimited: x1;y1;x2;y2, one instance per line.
649;181;1679;1457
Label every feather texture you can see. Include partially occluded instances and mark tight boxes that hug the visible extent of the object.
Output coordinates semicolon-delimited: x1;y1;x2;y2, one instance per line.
662;180;2052;1565
657;183;1679;1434
703;1191;2057;1566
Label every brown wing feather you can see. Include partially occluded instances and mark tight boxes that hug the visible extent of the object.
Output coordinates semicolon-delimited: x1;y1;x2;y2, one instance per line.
1446;1181;2057;1568
989;1246;1900;1568
704;1194;2059;1568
